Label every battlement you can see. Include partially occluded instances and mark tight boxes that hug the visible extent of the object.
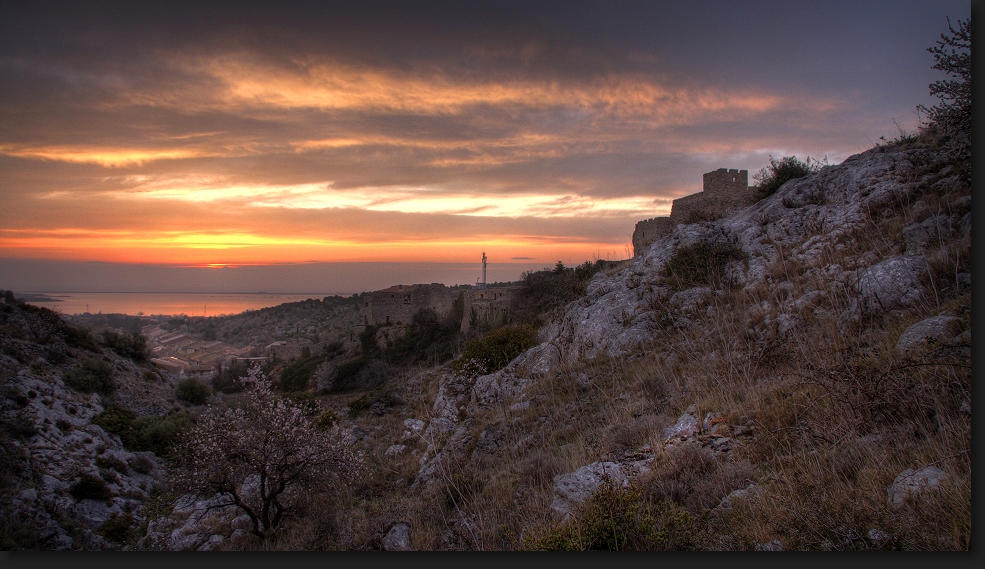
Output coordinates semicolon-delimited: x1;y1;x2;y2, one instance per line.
632;167;755;256
702;168;749;197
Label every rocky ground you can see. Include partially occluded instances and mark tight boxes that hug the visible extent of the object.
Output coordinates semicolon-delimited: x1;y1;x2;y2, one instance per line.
1;139;971;550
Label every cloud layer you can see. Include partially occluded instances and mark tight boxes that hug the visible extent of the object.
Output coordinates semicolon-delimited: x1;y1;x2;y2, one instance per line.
0;0;969;289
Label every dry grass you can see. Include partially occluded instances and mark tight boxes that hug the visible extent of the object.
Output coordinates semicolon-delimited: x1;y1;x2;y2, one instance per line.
223;145;970;551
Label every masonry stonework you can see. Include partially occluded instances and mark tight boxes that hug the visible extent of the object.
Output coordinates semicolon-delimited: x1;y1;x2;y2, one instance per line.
632;168;756;256
362;283;456;327
462;286;521;332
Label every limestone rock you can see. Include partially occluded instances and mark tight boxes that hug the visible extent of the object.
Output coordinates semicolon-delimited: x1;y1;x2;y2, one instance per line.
382;522;412;551
385;444;408;458
896;315;963;355
550;461;628;519
853;255;929;315
661;413;699;442
887;466;947;508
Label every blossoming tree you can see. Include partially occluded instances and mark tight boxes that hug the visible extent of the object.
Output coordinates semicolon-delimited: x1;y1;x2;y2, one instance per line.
171;365;362;540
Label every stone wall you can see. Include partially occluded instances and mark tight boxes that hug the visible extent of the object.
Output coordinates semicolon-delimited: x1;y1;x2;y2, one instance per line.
703;168;750;196
632;217;674;257
462;286;521;331
266;339;329;361
631;168;756;256
363;283;456;327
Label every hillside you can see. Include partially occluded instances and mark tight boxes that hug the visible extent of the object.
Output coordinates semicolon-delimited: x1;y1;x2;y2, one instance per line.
132;135;969;551
0;134;971;551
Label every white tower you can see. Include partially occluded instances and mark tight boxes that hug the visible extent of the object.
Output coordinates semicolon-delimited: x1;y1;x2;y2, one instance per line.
477;252;487;289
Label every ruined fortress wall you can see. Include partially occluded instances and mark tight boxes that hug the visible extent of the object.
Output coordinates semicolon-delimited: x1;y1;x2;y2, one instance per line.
632;217;673;257
365;284;454;327
668;191;707;223
631;168;757;257
703;168;749;197
462;286;520;331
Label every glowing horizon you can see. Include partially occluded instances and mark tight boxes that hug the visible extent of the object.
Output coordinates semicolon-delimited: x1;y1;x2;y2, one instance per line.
0;2;966;285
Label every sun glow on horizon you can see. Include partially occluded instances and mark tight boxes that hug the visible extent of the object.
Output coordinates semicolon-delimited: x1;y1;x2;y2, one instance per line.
0;226;629;266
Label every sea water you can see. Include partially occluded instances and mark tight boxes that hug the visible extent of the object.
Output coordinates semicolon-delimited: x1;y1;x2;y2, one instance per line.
18;291;339;317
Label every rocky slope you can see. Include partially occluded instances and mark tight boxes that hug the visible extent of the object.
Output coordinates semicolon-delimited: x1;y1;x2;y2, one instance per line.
404;140;970;549
0;306;179;550
1;139;970;550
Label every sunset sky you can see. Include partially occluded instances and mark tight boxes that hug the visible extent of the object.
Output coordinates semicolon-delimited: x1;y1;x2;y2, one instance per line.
0;0;971;293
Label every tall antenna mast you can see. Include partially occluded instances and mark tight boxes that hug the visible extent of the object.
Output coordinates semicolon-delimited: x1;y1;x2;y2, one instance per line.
481;252;487;288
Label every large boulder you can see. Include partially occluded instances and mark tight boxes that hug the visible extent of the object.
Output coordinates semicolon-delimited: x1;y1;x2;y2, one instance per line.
896;315;963;355
550;461;628;519
853;255;929;315
382;522;412;551
887;466;948;509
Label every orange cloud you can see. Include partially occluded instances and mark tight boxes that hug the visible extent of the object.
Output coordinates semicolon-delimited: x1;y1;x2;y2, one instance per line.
128;55;802;126
0;226;625;266
0;145;215;167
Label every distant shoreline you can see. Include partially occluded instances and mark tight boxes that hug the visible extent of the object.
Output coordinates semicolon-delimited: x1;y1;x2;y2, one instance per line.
12;291;348;318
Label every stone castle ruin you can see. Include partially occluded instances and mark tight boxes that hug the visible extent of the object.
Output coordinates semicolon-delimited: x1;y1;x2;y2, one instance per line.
461;285;520;331
362;253;521;333
633;168;756;256
362;283;456;327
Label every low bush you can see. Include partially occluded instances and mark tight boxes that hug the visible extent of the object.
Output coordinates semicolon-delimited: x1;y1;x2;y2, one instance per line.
346;386;402;419
278;352;330;392
330;357;391;392
661;240;746;291
63;325;102;352
175;378;212;405
452;324;538;378
64;358;116;395
753;155;819;200
91;405;137;447
98;513;135;544
69;473;113;501
99;330;149;362
312;409;339;430
131;412;193;457
522;480;696;551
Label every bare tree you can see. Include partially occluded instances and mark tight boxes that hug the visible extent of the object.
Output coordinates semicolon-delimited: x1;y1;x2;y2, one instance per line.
920;17;971;160
171;365;363;540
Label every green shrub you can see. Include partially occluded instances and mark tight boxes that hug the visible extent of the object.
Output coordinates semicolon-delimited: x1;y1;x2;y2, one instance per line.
70;474;112;501
383;308;461;366
175;377;212;405
99;330;149;362
278;353;329;392
346;386;401;419
662;240;746;291
98;513;135;544
523;481;696;551
753;155;818;200
312;409;339;430
128;455;156;475
91;405;137;447
64;358;116;395
452;324;538;377
918;17;970;162
95;455;129;474
93;407;192;457
131;412;193;457
329;357;391;392
64;325;102;352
